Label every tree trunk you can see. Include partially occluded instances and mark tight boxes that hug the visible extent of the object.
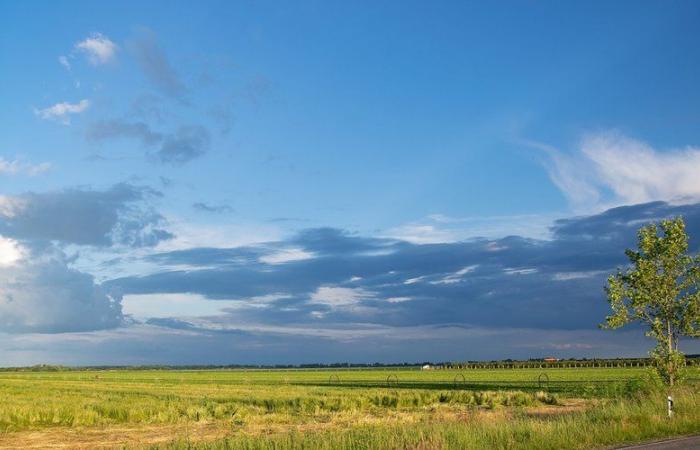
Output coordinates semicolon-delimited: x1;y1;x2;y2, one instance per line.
667;320;674;387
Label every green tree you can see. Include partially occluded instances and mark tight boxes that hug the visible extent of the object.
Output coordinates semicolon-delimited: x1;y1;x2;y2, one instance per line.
602;217;700;386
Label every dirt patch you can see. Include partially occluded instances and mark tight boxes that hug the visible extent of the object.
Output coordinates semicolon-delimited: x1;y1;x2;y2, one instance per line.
523;398;591;417
0;422;230;449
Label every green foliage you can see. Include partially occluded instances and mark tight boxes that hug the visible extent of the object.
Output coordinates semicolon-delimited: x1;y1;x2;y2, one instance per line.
603;217;700;385
651;346;688;385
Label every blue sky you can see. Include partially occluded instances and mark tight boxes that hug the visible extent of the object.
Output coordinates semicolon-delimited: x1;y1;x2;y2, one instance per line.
1;1;700;365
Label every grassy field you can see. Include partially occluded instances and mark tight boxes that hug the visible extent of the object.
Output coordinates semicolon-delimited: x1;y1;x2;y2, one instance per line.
0;367;697;449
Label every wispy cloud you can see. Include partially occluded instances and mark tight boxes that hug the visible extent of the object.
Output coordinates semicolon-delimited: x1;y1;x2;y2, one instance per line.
34;99;90;124
155;125;210;165
58;55;71;70
309;286;375;308
86;120;211;165
86;119;163;146
536;131;700;212
384;224;457;244
385;213;557;243
129;29;186;100
0;157;51;176
192;202;234;214
259;247;314;265
75;33;118;65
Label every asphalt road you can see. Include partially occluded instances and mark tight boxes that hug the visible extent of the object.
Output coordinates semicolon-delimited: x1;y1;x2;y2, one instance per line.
616;436;700;449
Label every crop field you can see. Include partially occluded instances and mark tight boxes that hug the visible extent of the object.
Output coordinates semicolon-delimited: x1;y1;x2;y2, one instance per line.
0;367;698;449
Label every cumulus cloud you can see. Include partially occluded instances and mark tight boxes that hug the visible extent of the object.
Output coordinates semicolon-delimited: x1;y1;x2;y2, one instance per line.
0;183;172;247
0;183;173;334
541;132;700;212
0;244;123;333
75;33;118;65
34;100;90;124
0;157;51;176
129;29;186;100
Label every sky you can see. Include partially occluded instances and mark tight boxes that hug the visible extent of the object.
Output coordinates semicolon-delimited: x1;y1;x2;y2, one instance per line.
1;0;700;365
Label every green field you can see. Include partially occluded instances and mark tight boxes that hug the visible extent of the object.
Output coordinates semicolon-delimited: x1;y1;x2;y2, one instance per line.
0;367;698;449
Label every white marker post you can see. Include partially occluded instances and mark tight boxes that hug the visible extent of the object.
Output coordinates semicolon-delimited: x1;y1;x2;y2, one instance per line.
667;395;674;418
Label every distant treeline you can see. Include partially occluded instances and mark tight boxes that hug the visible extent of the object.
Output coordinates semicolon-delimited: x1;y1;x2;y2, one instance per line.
0;356;698;372
0;362;425;372
445;356;700;370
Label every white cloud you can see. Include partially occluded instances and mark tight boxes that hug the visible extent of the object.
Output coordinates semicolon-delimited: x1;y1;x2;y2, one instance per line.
0;157;50;176
157;218;282;252
430;265;478;285
0;196;26;219
259;247;315;265
504;267;538;275
310;286;374;307
0;159;24;175
540;131;700;212
34;99;90;124
384;224;457;244
552;271;606;281
385;213;556;244
122;293;240;320
27;162;51;176
0;237;24;266
403;276;426;285
58;55;71;70
485;242;507;252
75;33;118;65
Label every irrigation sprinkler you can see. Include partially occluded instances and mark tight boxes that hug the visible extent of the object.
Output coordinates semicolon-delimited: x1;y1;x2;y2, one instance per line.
667;395;674;418
453;373;466;389
386;374;399;387
328;374;340;385
537;373;550;391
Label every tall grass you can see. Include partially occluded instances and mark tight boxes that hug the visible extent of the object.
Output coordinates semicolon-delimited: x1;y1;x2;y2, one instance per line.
0;367;697;449
159;388;700;450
